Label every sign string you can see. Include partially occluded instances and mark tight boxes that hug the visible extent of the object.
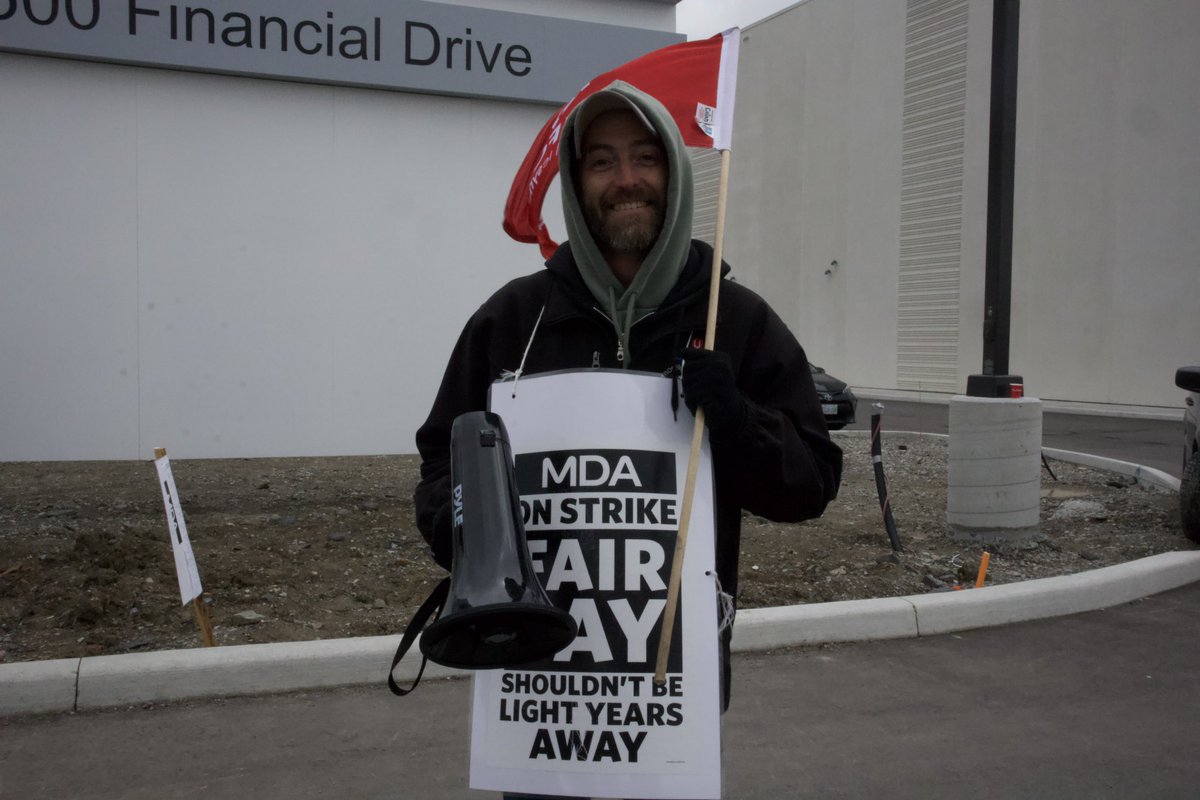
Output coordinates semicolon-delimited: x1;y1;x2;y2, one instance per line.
500;304;546;398
709;571;735;634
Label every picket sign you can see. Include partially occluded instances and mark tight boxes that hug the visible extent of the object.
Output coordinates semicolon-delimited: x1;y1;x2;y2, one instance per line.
153;447;215;647
469;370;722;800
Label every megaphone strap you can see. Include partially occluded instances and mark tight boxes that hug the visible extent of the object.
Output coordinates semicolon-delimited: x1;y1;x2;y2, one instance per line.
387;576;450;697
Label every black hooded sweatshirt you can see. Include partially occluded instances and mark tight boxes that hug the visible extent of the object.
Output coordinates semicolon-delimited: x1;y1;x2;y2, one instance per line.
413;239;842;708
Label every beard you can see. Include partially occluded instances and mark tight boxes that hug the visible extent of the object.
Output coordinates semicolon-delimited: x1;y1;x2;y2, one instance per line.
583;191;666;255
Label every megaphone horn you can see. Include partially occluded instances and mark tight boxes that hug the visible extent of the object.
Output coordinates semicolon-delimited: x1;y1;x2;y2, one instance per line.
418;410;577;670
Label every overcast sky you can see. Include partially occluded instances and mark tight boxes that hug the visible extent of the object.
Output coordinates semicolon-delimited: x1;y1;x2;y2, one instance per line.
675;0;804;40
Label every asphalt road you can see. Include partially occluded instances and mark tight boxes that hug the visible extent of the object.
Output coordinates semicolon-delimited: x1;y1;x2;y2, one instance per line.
850;398;1184;478
3;582;1198;799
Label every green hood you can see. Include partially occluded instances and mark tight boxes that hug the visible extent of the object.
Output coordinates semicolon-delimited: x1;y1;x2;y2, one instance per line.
558;80;694;364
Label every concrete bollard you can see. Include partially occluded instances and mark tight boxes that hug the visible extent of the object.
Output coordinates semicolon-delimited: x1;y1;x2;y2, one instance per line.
947;395;1043;542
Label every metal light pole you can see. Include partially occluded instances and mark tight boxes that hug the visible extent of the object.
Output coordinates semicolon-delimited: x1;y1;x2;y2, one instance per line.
967;0;1022;398
950;0;1042;545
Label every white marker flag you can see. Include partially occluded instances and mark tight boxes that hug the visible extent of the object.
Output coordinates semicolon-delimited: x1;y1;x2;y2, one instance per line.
153;451;204;605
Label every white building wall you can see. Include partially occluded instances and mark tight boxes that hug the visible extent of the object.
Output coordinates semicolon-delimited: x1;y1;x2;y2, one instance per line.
725;0;911;383
5;0;1199;462
727;0;1198;410
0;1;674;461
1011;0;1200;406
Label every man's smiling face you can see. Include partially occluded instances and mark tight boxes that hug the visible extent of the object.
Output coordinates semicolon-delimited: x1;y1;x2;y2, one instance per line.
578;109;668;258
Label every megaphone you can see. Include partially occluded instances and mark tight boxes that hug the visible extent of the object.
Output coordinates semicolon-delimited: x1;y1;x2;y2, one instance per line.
417;410;577;670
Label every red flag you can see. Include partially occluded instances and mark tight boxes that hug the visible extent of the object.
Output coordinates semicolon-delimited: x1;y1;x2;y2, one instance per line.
503;29;740;259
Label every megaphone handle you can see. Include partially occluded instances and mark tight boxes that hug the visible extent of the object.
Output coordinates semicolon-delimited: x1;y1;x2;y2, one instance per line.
387;577;451;697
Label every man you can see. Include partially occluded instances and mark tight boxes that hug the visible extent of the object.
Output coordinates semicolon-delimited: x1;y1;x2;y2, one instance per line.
414;80;842;711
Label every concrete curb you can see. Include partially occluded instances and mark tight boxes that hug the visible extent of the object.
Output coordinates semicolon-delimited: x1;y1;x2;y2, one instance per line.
1041;446;1180;492
726;551;1200;654
8;550;1199;717
0;658;79;718
0;634;471;717
839;430;1181;492
74;634;465;712
856;390;1183;422
907;551;1200;635
2;443;1194;718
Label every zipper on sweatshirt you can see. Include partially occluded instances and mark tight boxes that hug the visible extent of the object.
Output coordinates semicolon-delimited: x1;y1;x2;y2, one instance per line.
592;306;659;366
592;307;625;364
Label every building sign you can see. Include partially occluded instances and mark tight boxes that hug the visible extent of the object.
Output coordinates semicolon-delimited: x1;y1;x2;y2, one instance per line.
0;0;682;104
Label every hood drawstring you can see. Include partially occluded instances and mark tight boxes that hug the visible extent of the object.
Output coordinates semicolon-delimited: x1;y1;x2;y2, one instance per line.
605;287;621;363
622;292;638;368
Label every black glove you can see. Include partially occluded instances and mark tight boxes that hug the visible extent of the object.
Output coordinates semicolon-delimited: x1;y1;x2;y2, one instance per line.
428;501;454;570
681;347;748;437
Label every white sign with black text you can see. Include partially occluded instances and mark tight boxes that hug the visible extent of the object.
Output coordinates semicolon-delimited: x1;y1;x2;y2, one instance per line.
474;369;721;799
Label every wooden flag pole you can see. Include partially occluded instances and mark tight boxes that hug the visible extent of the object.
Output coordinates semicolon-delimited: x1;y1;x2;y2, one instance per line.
193;595;216;647
655;148;732;684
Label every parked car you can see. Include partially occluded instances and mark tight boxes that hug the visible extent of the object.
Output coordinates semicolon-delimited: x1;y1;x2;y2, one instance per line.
1175;366;1200;543
809;364;858;430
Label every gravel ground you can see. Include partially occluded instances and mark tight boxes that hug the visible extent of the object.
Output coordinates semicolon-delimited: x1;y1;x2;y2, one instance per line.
0;432;1192;663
